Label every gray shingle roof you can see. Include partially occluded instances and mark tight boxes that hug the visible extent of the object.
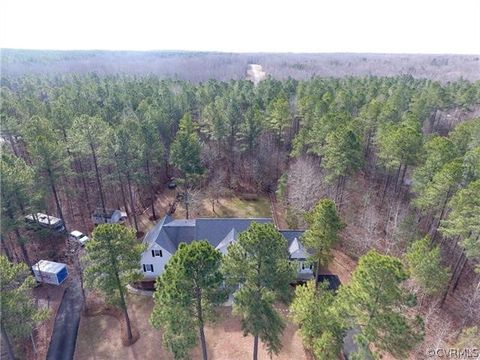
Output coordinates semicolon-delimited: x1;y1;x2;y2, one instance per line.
278;230;304;248
195;218;271;248
143;216;306;256
215;228;237;255
288;237;309;259
164;219;196;245
143;215;177;254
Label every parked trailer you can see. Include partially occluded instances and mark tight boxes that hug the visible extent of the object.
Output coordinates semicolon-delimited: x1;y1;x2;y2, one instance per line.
32;260;69;285
25;213;65;232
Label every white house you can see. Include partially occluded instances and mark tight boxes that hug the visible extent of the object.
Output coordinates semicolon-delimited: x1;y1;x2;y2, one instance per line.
140;215;313;280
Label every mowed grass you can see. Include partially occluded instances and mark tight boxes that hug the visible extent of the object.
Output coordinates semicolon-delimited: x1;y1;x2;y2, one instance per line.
209;196;271;218
184;195;272;219
74;294;307;360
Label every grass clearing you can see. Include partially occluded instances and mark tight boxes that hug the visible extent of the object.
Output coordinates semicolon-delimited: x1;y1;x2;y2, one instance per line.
206;196;271;218
174;194;272;219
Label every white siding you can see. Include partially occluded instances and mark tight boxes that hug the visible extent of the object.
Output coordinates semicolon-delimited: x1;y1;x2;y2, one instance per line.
294;260;314;275
140;243;172;279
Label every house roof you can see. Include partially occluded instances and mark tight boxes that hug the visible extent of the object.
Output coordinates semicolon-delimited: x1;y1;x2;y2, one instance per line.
280;230;309;258
143;215;176;254
163;218;196;246
196;218;271;248
143;216;307;256
215;228;237;255
288;237;309;259
279;230;304;247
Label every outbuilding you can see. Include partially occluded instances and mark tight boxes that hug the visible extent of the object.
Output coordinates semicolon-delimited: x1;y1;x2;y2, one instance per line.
91;208;127;225
32;260;69;285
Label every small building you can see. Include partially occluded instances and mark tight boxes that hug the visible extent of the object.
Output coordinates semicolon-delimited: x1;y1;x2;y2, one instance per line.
91;208;126;225
32;260;69;285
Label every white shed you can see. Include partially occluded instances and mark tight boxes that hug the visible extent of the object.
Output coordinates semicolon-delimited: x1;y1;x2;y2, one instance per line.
91;208;126;225
32;260;69;285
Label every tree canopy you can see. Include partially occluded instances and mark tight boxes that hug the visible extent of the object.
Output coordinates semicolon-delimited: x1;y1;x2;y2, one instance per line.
222;222;295;359
151;241;226;360
85;224;144;344
0;256;49;360
335;250;424;359
303;199;344;282
406;237;450;296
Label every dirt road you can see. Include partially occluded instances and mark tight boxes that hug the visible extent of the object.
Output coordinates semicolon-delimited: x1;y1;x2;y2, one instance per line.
246;64;266;85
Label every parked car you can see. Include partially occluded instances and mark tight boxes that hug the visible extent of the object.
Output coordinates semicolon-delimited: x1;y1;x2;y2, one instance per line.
25;213;65;233
167;180;177;189
69;230;89;246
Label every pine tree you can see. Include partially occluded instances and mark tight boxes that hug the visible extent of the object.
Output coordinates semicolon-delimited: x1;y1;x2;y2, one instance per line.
335;250;424;359
406;237;450;296
376;118;422;192
23;116;69;230
114;117;142;232
222;222;295;360
412;136;457;198
150;241;226;360
0;256;49;360
137;117;164;220
303;199;344;285
321;123;363;200
0;149;36;264
84;224;144;344
413;159;464;233
170;113;204;218
68;114;111;217
440;180;480;270
266;94;290;143
290;280;344;359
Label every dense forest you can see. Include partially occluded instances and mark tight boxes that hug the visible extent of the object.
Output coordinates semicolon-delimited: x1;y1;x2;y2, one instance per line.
1;71;480;359
2;49;480;82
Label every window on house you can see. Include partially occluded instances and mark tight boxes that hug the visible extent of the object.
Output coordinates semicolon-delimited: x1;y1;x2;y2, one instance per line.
301;262;305;270
151;249;163;257
143;264;154;272
309;264;313;270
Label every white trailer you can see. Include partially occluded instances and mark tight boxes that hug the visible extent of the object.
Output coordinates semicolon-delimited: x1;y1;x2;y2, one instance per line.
32;260;69;285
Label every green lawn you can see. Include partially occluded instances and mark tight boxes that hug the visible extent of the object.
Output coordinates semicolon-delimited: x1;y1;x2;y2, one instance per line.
208;196;271;218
